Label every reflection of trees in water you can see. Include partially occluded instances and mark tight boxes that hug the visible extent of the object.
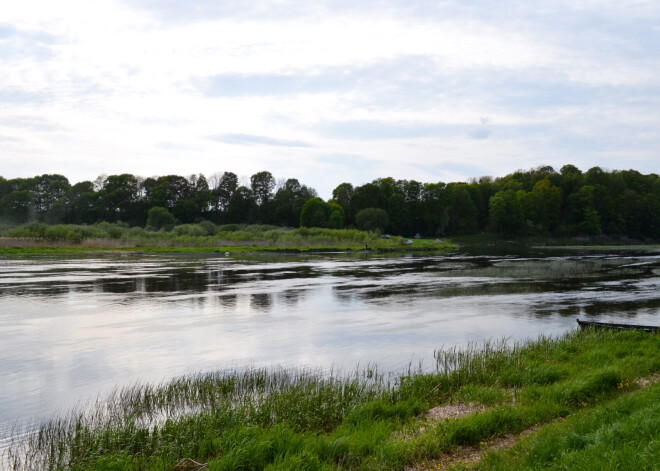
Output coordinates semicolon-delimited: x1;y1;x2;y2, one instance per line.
0;285;71;297
99;279;137;293
328;275;660;322
434;281;555;298
331;286;354;306
449;257;657;280
218;294;237;309
582;297;660;317
332;280;552;302
555;306;581;317
3;257;660;331
278;289;305;306
250;293;272;312
525;305;582;319
143;270;212;293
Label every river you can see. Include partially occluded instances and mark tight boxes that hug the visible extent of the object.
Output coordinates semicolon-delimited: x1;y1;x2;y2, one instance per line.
1;249;659;443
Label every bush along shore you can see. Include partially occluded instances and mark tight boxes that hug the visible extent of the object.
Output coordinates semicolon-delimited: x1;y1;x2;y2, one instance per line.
0;222;457;255
5;329;659;471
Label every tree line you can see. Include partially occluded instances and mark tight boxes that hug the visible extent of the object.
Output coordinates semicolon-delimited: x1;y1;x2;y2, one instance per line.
1;165;659;238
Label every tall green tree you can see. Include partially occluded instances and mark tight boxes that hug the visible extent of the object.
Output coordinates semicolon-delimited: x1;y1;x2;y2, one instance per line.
250;171;275;223
32;174;70;219
272;178;317;227
300;198;331;228
488;190;526;236
0;190;33;223
347;183;385;225
421;182;449;236
447;184;479;235
355;207;389;233
211;171;239;220
331;183;354;211
327;203;345;229
98;174;143;224
225;186;257;224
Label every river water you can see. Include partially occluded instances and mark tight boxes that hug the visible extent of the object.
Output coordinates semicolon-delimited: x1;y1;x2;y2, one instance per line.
1;249;659;442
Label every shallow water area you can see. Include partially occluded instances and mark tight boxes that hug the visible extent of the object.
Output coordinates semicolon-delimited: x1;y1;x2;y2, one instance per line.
1;249;659;443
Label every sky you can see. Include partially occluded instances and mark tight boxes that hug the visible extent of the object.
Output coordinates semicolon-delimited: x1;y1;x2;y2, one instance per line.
1;0;659;198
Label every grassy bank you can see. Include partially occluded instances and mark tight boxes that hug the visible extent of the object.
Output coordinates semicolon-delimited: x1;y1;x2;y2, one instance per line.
466;382;659;471
0;222;457;255
5;329;658;471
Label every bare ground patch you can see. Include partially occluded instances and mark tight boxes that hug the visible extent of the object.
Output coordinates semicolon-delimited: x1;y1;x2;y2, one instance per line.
635;373;659;387
425;403;487;422
173;458;208;470
396;402;487;439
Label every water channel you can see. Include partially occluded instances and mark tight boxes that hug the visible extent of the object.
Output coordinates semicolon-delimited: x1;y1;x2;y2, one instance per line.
1;249;659;443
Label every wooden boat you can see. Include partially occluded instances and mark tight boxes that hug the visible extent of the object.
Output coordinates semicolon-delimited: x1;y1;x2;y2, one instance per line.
576;318;659;333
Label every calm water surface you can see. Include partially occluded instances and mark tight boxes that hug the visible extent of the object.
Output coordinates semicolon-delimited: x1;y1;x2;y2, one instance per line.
1;250;659;441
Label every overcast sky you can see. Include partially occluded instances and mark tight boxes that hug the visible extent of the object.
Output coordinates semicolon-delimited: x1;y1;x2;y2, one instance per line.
1;0;659;198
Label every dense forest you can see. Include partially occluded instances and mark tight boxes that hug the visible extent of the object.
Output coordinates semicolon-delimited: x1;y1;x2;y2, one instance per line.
1;165;659;239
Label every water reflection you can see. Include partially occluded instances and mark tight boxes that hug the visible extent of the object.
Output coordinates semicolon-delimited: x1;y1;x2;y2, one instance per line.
0;251;659;441
278;289;305;306
250;293;273;312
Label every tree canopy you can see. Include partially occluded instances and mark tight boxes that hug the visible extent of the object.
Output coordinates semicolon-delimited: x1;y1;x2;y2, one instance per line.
1;166;659;239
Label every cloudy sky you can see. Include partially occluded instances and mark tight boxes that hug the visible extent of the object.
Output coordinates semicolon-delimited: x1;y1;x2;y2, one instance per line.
1;0;659;198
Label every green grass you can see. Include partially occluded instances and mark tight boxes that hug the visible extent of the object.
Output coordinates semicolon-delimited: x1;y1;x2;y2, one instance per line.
469;382;660;471
0;223;458;255
0;240;457;256
5;330;658;471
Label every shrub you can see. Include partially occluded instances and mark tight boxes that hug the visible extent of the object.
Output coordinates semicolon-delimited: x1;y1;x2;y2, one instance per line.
44;225;74;240
217;224;241;232
172;224;207;237
94;222;127;239
300;198;331;228
327;204;345;229
4;222;48;238
146;206;176;230
198;220;218;236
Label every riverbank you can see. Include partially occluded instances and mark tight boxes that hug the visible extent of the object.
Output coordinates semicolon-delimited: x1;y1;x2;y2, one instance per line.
4;222;659;257
5;329;658;471
0;239;457;256
0;224;458;256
